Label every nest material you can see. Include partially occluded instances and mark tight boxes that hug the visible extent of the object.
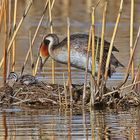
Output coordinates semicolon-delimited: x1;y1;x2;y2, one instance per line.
0;81;140;109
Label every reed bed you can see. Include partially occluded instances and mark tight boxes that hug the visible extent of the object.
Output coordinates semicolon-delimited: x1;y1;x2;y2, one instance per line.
0;0;140;109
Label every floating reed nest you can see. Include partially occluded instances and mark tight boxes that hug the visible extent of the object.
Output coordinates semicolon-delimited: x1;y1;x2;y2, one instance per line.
0;81;140;109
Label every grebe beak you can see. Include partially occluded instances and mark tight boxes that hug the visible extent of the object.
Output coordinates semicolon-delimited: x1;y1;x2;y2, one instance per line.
39;42;50;71
39;56;49;71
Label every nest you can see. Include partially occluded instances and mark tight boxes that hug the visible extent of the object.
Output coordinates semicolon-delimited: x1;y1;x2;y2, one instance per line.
0;81;140;109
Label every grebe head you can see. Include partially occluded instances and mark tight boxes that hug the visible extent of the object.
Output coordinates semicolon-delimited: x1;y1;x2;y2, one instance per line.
7;72;18;82
39;34;59;70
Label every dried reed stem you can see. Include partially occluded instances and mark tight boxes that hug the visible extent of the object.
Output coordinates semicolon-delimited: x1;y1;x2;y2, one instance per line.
117;26;140;88
20;0;49;75
48;0;55;84
91;7;95;76
97;2;107;86
133;65;140;92
67;18;72;102
104;0;124;80
0;0;33;69
90;75;95;106
95;0;102;9
130;0;134;80
104;80;140;98
0;0;4;32
34;56;40;76
63;73;67;106
29;31;34;75
6;0;11;77
12;0;17;72
3;0;8;84
83;27;92;102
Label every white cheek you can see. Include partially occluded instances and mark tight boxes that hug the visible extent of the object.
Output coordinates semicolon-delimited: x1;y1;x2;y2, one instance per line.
45;36;54;46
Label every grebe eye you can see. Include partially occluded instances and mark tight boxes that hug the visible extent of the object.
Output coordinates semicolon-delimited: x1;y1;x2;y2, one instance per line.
44;39;50;45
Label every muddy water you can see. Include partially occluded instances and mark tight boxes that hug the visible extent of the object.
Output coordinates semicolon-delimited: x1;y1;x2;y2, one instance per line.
0;0;140;139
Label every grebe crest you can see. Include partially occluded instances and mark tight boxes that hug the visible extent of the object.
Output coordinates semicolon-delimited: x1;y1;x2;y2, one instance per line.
44;34;59;47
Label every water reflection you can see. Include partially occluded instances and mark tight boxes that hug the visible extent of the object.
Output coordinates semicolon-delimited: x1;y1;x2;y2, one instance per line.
0;107;139;139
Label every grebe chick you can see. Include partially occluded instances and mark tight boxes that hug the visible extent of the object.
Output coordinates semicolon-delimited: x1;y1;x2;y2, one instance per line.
8;72;38;85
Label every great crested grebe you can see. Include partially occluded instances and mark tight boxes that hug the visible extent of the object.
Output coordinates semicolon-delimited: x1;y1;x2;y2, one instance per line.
8;72;38;85
39;33;124;77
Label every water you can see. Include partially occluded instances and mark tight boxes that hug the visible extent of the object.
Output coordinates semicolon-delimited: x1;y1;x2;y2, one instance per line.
0;107;140;139
0;0;140;139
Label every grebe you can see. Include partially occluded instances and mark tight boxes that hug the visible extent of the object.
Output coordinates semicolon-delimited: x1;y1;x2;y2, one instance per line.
39;33;124;77
8;72;38;85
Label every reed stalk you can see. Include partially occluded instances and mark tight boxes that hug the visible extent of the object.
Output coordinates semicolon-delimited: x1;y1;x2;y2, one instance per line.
130;0;134;80
117;26;140;88
58;85;61;106
97;1;108;86
29;31;35;75
104;0;124;80
90;75;95;106
67;18;72;102
34;56;40;76
0;0;33;69
3;0;8;84
7;0;11;76
133;65;140;92
0;0;4;32
83;27;92;103
20;0;49;75
91;7;95;77
48;0;55;84
12;0;17;72
8;0;11;38
95;0;102;9
63;73;68;107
